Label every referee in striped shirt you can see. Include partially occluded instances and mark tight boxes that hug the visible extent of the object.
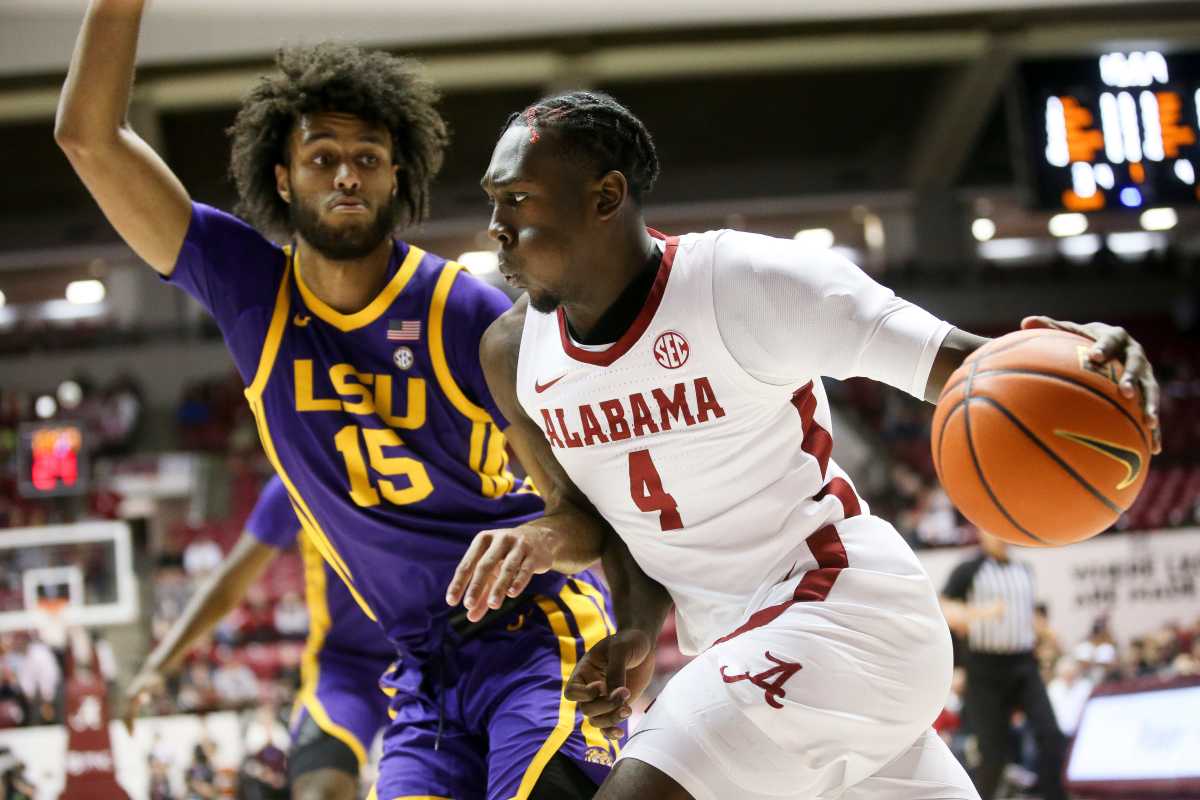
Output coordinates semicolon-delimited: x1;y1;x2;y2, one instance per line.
941;531;1066;800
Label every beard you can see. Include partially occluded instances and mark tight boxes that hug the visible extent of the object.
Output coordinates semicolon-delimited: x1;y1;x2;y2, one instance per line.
526;288;562;314
288;194;399;261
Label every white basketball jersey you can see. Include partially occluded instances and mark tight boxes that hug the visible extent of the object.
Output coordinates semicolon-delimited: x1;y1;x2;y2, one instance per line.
518;231;890;653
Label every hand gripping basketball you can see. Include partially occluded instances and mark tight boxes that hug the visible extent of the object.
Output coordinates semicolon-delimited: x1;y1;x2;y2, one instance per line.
565;629;655;739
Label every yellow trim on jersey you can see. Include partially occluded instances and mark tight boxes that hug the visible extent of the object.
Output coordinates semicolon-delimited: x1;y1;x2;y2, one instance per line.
427;262;517;498
559;582;620;761
366;788;451;800
242;255;377;623
294;243;424;332
512;583;608;800
294;535;370;766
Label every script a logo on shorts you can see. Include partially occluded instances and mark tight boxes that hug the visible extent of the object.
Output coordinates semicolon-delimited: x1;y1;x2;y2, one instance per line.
653;331;690;369
393;346;414;371
1054;429;1143;490
719;651;802;710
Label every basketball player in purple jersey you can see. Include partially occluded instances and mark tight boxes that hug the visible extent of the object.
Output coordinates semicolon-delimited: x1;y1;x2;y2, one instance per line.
57;4;621;797
125;476;394;799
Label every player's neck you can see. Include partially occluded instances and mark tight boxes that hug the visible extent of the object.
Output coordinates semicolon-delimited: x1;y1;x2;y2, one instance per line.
562;227;659;345
295;236;394;314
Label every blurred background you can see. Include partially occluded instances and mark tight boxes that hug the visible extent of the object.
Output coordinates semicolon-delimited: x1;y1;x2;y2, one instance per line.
0;0;1198;798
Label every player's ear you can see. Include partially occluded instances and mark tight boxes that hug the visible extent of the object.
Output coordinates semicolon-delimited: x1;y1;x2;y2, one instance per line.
275;164;291;205
392;164;399;197
595;170;627;220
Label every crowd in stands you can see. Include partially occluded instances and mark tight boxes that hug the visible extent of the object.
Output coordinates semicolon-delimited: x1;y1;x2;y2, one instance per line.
931;611;1200;796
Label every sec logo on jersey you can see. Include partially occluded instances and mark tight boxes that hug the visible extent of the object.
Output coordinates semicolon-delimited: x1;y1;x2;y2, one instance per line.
653;331;690;369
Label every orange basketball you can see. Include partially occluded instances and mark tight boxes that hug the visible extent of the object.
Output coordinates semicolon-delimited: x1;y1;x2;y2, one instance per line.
931;328;1152;547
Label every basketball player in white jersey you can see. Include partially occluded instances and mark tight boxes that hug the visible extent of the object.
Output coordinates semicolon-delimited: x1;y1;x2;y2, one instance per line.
447;91;1161;800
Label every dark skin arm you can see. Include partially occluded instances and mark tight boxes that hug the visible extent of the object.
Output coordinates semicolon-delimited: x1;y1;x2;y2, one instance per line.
123;533;279;732
446;296;618;622
55;0;192;276
926;319;1160;453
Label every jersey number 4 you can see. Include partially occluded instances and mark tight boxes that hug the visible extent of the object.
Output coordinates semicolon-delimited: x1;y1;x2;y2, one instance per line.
628;449;683;531
333;424;433;507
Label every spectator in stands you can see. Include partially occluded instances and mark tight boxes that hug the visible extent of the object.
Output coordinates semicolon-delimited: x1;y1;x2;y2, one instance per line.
1032;602;1063;680
0;746;36;800
1073;616;1118;683
1046;657;1093;737
177;662;219;714
271;591;307;641
185;742;217;800
14;633;60;724
183;533;223;579
212;647;259;708
148;753;176;800
0;663;29;728
941;531;1066;800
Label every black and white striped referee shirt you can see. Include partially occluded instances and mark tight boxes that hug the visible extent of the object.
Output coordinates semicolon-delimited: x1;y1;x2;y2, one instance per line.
943;554;1037;654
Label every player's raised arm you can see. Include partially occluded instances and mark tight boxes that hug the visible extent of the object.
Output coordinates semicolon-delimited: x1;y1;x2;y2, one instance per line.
447;298;611;622
55;0;192;276
123;533;278;732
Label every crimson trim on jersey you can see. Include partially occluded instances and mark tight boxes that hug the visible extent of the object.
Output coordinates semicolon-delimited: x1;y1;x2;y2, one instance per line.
791;381;832;477
556;229;679;367
710;407;862;648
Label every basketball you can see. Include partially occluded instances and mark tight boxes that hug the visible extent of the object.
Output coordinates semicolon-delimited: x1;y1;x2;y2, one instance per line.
931;328;1153;547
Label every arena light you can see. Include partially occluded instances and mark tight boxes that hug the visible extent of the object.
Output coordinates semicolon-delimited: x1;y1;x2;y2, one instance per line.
971;218;996;242
978;237;1038;261
793;228;835;250
1139;207;1178;231
1048;213;1088;237
1107;231;1162;257
35;395;57;420
57;380;83;410
457;251;499;275
65;279;106;305
1058;234;1102;260
0;289;5;308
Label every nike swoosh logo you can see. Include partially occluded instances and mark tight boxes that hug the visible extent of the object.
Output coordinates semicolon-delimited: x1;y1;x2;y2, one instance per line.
293;314;311;327
535;374;567;393
622;727;662;746
1055;429;1143;490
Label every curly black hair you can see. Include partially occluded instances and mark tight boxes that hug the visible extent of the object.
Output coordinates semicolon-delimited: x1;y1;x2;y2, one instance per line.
504;90;660;205
228;42;448;236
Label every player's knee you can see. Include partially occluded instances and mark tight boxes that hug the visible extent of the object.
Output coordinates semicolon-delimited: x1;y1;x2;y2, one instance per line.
291;767;358;800
593;758;695;800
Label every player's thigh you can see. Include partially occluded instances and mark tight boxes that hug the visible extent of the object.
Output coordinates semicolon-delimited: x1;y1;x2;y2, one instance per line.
593;757;694;800
470;579;619;800
620;601;952;799
839;729;980;800
292;767;359;800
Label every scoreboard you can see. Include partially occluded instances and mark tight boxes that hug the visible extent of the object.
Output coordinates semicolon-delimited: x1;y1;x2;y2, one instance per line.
17;422;88;498
1019;50;1200;212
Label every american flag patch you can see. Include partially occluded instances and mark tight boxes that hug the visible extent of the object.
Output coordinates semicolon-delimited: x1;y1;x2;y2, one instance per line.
387;319;421;341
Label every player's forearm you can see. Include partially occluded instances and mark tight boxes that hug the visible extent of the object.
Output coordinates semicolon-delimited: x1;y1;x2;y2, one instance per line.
603;533;672;637
54;0;146;149
146;539;275;673
522;506;607;574
923;328;990;403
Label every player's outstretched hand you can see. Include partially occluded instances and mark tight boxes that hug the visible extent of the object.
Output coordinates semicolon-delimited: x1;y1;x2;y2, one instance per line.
446;525;558;622
1021;316;1161;453
123;667;166;734
564;629;655;739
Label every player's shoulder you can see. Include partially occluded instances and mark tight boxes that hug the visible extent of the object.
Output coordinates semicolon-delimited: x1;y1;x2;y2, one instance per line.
188;202;285;260
480;294;529;382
